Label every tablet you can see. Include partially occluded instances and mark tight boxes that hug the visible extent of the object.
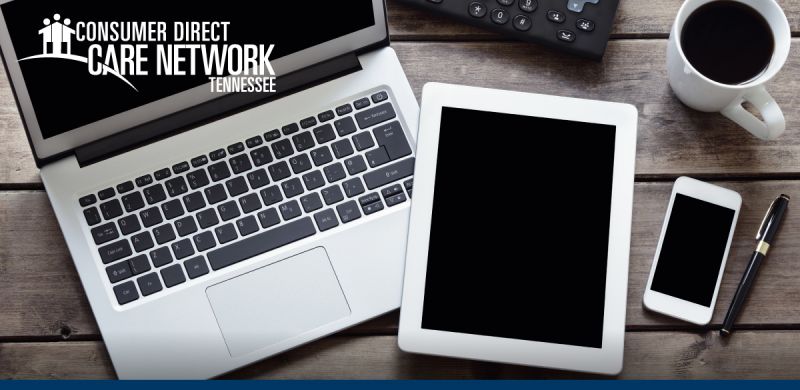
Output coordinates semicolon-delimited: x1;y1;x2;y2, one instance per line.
398;83;638;375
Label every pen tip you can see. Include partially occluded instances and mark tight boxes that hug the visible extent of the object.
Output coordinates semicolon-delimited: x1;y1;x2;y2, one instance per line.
720;328;731;337
781;194;791;200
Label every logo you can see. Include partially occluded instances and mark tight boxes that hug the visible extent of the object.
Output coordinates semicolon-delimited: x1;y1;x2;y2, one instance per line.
18;13;278;93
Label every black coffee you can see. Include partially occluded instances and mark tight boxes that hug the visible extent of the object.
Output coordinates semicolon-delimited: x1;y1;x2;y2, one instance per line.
681;1;774;85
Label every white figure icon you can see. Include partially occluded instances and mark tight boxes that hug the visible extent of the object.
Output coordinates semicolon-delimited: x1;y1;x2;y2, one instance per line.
38;18;51;53
38;14;75;55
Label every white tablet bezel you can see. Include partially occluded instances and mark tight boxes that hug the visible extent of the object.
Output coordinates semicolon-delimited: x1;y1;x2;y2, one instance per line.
643;177;741;325
398;83;638;375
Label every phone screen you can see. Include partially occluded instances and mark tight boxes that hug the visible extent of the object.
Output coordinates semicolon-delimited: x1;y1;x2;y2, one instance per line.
650;194;736;307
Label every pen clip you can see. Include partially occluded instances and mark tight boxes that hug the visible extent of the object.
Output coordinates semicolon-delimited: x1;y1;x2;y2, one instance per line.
756;198;779;240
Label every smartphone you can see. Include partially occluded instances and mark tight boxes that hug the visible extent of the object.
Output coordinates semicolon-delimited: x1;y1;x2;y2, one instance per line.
643;176;741;325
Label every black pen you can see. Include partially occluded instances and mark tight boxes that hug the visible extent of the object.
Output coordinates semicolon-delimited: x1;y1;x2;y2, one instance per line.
720;194;790;336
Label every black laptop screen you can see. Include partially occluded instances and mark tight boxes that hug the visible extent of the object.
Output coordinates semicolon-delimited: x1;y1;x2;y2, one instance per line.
1;1;375;139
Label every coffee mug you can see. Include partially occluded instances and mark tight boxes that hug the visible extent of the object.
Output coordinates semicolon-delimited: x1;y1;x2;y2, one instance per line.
667;0;790;140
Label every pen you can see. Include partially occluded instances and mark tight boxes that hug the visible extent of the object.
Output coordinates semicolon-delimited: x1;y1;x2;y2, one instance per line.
720;194;790;336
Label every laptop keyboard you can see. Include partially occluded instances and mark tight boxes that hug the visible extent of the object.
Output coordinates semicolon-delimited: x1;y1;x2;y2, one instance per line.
77;90;415;306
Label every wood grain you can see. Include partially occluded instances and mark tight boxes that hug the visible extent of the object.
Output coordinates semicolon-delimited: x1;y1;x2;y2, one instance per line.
4;331;800;379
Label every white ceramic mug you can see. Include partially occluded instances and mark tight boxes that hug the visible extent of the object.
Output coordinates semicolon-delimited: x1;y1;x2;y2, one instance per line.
667;0;790;140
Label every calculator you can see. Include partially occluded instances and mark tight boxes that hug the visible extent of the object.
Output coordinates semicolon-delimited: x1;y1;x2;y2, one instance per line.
396;0;620;60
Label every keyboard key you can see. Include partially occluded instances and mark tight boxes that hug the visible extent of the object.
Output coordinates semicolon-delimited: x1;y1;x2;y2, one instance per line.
354;97;370;110
336;104;353;116
336;201;362;223
264;129;281;142
191;155;208;167
91;222;119;245
137;273;163;296
100;199;123;220
300;116;317;129
258;208;281;228
114;281;138;305
359;192;381;207
154;168;171;181
513;14;532;31
117;181;134;194
344;155;368;175
250;146;273;167
268;161;291;182
165;177;188;197
208;161;231;182
303;170;326;190
129;254;151;275
323;162;346;183
161;264;186;288
301;193;323;212
182;192;206;212
272;139;294;159
519;0;537;12
321;185;344;205
557;29;576;42
225;176;249;197
386;192;407;207
140;207;163;228
366;146;390;167
371;91;388;103
334;116;358;137
84;207;102;226
214;223;238;244
260;185;283;206
121;192;145;213
491;8;510;24
187;170;210;190
79;194;97;207
318;110;335;122
292;131;315;152
196;208;220;229
98;239;132;264
209;149;227;161
162;199;185;220
239;193;262;214
289;154;312;174
372;121;412;160
382;184;403;198
207;217;316;271
218;201;241;221
143;184;167;204
246;168;271;189
246;135;264;148
227;142;245;155
363;157;415;190
132;231;154;253
137;272;163;296
236;215;259;236
355;103;396;129
171;238;195;260
279;200;302;220
229;154;252;174
331;139;354;159
547;9;565;23
310;146;333;166
98;188;115;200
175;216;198;237
152;224;176;245
282;178;304;198
342;178;365;198
576;18;595;32
313;124;336;144
314;209;339;232
362;199;384;215
282;123;299;135
193;231;217;252
204;184;228;204
352;132;375;151
118;215;141;235
150;246;173;267
184;256;210;279
404;179;413;191
106;261;133;283
172;161;190;174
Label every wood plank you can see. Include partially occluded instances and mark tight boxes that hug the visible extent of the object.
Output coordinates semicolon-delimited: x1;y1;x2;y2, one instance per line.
5;39;800;184
3;181;800;338
387;0;800;39
4;331;800;379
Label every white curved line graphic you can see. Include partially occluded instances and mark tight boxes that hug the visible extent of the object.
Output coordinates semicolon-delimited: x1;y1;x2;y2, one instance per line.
18;53;138;92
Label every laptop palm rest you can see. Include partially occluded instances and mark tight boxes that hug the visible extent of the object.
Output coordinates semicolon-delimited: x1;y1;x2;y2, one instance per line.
206;247;351;357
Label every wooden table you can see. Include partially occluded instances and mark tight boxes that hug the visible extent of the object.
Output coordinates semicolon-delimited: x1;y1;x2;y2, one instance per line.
2;0;800;379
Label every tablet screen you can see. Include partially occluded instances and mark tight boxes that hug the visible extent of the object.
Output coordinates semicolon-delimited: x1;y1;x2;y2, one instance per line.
421;107;617;349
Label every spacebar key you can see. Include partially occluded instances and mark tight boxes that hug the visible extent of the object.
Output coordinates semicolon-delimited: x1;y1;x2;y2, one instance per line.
207;217;316;270
363;157;415;190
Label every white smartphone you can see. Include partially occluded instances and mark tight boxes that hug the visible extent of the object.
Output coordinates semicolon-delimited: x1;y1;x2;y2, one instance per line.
643;176;742;325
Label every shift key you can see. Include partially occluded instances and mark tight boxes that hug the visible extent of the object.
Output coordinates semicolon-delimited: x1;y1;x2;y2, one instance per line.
355;103;396;129
363;157;415;190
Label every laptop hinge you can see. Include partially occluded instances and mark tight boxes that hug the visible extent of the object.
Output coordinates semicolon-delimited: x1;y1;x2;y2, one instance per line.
75;53;362;167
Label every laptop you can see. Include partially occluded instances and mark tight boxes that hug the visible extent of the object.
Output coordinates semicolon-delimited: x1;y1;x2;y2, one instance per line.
0;0;418;379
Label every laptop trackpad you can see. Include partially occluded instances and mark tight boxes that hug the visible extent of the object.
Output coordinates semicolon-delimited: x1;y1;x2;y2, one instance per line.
206;247;351;357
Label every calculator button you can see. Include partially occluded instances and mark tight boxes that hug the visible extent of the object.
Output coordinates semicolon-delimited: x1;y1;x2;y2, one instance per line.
557;29;576;42
497;0;514;6
513;14;532;31
519;0;537;12
547;10;565;23
576;18;595;32
468;2;488;17
490;9;510;24
567;0;599;13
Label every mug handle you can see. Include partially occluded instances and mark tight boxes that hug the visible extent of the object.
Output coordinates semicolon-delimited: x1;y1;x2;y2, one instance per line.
721;86;785;140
